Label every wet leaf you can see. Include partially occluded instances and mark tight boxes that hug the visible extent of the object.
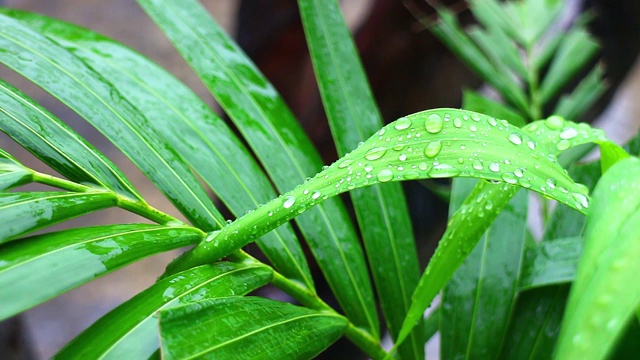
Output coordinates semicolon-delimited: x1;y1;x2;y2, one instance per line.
0;147;31;191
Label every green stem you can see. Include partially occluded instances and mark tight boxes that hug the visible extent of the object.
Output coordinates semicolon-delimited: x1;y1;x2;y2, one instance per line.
32;171;180;225
229;251;388;360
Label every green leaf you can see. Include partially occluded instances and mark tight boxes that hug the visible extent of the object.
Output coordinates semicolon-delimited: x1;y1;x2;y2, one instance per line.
297;0;422;357
468;25;527;79
0;223;203;321
556;157;640;360
498;285;570;359
554;64;607;120
539;28;600;104
0;12;223;230
511;0;563;46
599;141;630;173
423;307;440;344
519;236;581;291
468;0;523;45
462;89;527;127
3;9;314;292
55;262;271;359
0;148;31;191
159;297;348;360
137;0;378;336
0;191;116;245
441;178;528;359
0;78;141;200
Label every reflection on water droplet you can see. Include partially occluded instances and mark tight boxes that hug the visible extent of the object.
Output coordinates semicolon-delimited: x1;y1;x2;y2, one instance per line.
485;200;493;210
508;133;523;145
571;193;589;209
377;168;394;182
418;162;428;171
403;171;420;179
488;117;497;126
364;164;374;172
473;160;483;170
556;140;570;151
560;127;578;139
427;164;460;178
489;163;500;172
527;141;535;150
424;140;442;158
395;117;412;130
457;157;464;164
471;114;481;121
453;118;462;128
338;159;353;168
312;191;321;200
399;154;407;161
501;173;518;184
283;196;296;209
518;178;531;188
514;168;524;177
365;147;387;160
425;113;444;133
545;115;564;129
469;125;477;132
546;178;557;189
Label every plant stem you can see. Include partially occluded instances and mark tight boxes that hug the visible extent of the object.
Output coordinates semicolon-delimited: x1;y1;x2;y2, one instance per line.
229;250;389;360
32;171;180;225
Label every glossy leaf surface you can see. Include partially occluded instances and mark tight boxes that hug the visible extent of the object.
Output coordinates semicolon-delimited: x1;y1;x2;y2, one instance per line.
0;191;115;245
0;13;223;230
4;9;313;291
0;147;31;191
462;89;526;127
0;223;203;320
298;0;422;357
0;78;140;200
137;0;378;335
160;296;347;360
55;263;271;359
519;236;581;291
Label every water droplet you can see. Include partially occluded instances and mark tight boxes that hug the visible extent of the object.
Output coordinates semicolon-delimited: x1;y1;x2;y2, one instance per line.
427;164;460;178
489;163;500;172
395;117;412;130
571;193;589;209
546;178;557;189
518;178;531;188
469;125;478;132
425;113;444;133
268;211;273;216
508;133;523;145
488;117;498;126
226;219;233;225
377;168;394;182
303;189;309;195
403;171;420;179
338;159;353;168
560;127;578;140
545;115;564;130
365;147;387;160
556;140;570;151
485;200;494;210
501;172;518;184
379;128;386;136
513;168;524;177
424;140;442;158
457;157;464;164
393;144;405;151
283;196;296;209
471;114;481;121
472;161;483;170
453;117;463;128
399;154;407;161
527;141;536;150
418;162;428;171
364;164;374;172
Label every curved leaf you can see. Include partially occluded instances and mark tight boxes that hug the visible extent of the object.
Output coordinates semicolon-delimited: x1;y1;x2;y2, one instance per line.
0;223;203;321
519;236;581;291
0;78;141;200
556;157;640;360
55;262;271;360
159;296;348;360
0;12;222;230
137;0;378;336
298;0;422;357
3;8;313;292
0;148;31;191
0;191;116;245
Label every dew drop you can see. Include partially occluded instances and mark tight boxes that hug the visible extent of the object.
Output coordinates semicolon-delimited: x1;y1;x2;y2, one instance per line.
379;129;386;136
338;159;353;168
556;140;570;151
418;162;428;171
303;189;309;195
508;133;523;145
471;114;481;121
513;168;524;177
399;154;407;161
518;178;531;188
377;168;394;182
365;147;387;160
457;157;464;164
453;117;463;128
527;140;536;150
424;140;442;158
545;115;564;130
488;117;498;126
403;171;420;180
473;160;483;170
485;200;494;210
501;172;518;184
393;144;405;151
394;117;412;130
489;163;500;172
571;193;589;209
283;196;296;209
364;164;374;172
427;164;460;178
469;125;478;132
425;113;444;133
546;178;557;189
559;127;578;140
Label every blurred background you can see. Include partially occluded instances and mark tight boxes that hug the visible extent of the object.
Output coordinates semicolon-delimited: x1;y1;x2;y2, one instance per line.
1;0;639;359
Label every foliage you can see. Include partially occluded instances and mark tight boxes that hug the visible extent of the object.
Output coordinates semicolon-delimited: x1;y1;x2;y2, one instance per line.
0;0;638;359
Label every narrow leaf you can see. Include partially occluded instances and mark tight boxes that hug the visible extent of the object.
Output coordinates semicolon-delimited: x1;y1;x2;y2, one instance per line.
0;148;31;191
0;78;141;200
468;25;527;79
159;297;348;360
556;157;640;360
0;223;203;321
297;0;422;357
519;236;581;291
4;9;313;291
554;65;607;120
462;89;527;127
137;0;378;336
55;262;271;359
0;13;223;230
0;191;116;245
